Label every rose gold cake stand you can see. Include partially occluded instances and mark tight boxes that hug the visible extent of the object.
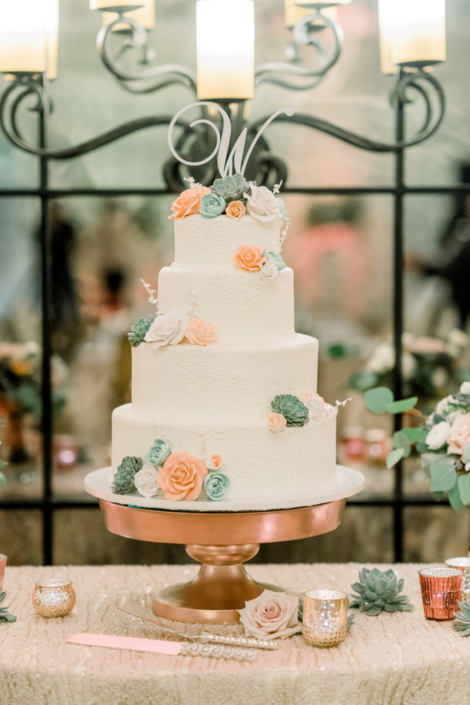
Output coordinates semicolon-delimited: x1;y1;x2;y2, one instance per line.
99;498;346;625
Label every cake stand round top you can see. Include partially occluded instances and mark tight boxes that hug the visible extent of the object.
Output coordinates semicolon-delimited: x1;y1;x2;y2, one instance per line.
85;464;364;513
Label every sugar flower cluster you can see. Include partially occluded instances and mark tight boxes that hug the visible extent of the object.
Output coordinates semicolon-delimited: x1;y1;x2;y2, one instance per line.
267;393;336;433
112;442;230;502
169;174;289;225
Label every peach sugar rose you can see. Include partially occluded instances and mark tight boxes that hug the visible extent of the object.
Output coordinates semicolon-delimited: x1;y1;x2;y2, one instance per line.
169;186;211;220
233;245;266;272
448;414;470;455
226;200;246;220
185;318;218;346
157;451;208;501
267;413;287;434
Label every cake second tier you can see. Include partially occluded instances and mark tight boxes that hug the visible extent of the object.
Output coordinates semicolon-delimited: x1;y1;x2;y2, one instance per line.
132;333;319;421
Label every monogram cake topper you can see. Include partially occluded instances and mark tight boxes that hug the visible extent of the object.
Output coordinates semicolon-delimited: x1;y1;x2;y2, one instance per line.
168;102;294;178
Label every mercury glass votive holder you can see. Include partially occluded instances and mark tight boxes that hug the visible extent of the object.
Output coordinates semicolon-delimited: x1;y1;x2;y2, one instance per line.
32;579;76;618
419;567;462;621
0;555;6;590
445;558;470;603
302;590;348;647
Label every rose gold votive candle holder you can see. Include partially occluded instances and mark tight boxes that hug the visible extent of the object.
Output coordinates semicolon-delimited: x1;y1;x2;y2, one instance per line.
302;590;348;647
445;558;470;603
419;567;462;620
32;579;76;618
0;555;7;590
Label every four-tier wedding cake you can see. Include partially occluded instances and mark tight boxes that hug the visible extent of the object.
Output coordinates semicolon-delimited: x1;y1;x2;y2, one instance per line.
106;173;343;511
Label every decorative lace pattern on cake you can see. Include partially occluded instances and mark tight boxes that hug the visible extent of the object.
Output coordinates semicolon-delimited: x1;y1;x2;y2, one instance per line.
212;270;268;319
188;217;232;265
174;346;266;418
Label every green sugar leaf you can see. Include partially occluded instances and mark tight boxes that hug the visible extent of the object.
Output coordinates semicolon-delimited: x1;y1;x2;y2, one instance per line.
458;474;470;506
430;462;457;493
386;397;419;414
364;387;394;414
387;448;405;469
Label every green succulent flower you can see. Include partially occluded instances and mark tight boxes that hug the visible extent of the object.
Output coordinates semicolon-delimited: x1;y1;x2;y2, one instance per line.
111;456;143;495
350;568;414;616
145;439;171;466
200;193;226;219
0;592;16;623
453;601;470;636
128;316;155;347
263;249;286;271
271;395;309;427
211;173;247;203
204;472;230;501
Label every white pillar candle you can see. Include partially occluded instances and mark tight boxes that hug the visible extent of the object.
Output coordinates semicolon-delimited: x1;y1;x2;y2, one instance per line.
90;0;145;12
285;1;337;30
197;0;255;101
379;0;446;71
0;0;58;77
102;0;155;31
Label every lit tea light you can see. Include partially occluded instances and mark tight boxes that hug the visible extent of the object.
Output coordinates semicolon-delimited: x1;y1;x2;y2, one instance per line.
32;579;76;618
302;589;348;647
419;567;462;621
445;558;470;603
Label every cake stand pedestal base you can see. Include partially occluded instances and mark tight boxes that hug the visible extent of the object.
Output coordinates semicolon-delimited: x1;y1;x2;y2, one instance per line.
99;497;349;624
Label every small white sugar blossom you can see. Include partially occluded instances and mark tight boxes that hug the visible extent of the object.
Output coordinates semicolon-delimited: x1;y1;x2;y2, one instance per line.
134;463;160;497
426;421;450;450
260;260;279;281
205;453;224;471
299;392;332;421
145;310;190;350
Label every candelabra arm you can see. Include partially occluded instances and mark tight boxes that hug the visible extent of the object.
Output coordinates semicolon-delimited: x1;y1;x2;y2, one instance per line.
97;14;197;94
0;76;195;160
255;11;343;92
249;70;445;153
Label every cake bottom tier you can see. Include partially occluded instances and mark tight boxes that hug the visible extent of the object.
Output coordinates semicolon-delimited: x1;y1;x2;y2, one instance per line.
112;404;338;502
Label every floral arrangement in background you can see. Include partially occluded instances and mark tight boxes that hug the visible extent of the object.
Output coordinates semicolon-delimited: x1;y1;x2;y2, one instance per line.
168;174;290;227
0;342;67;422
365;380;470;511
111;440;230;502
350;330;469;410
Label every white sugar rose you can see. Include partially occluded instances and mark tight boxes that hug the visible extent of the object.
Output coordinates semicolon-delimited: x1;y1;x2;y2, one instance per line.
461;381;470;395
260;260;279;281
244;185;281;224
448;414;470;455
134;463;160;497
426;421;450;450
145;311;190;350
238;590;301;640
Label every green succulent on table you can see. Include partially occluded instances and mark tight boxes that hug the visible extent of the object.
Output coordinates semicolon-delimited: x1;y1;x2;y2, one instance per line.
453;601;470;636
128;315;155;347
111;456;143;495
350;568;414;616
0;592;17;623
271;395;309;427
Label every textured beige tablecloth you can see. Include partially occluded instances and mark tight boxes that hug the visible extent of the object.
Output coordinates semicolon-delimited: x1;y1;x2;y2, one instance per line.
1;563;470;705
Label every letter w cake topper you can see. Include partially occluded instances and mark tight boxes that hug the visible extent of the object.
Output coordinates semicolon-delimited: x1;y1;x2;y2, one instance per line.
168;102;294;178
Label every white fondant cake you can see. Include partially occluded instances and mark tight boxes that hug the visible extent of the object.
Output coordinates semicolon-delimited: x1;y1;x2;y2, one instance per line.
108;178;341;508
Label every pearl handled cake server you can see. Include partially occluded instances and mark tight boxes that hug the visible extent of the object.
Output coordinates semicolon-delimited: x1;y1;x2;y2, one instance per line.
117;607;278;650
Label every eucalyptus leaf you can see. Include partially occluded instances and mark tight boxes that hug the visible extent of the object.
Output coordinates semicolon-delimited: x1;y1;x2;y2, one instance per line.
432;491;444;501
386;397;419;414
448;483;467;512
464;446;470;463
402;428;428;444
364;387;394;414
430;463;457;492
0;459;7;470
458;474;470;506
393;431;412;456
387;448;405;469
416;442;429;454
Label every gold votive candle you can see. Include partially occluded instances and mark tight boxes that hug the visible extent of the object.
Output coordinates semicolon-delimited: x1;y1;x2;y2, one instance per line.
419;567;462;621
0;555;6;590
445;558;470;602
302;590;348;647
32;579;76;618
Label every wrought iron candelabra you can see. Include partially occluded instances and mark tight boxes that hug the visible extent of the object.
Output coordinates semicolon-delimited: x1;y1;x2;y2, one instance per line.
0;5;450;564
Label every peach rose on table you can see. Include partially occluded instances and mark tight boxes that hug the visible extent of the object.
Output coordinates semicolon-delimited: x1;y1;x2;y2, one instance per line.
157;451;208;501
226;200;246;220
169;186;211;220
238;590;301;640
185;318;218;346
448;414;470;455
233;245;266;272
267;413;287;434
